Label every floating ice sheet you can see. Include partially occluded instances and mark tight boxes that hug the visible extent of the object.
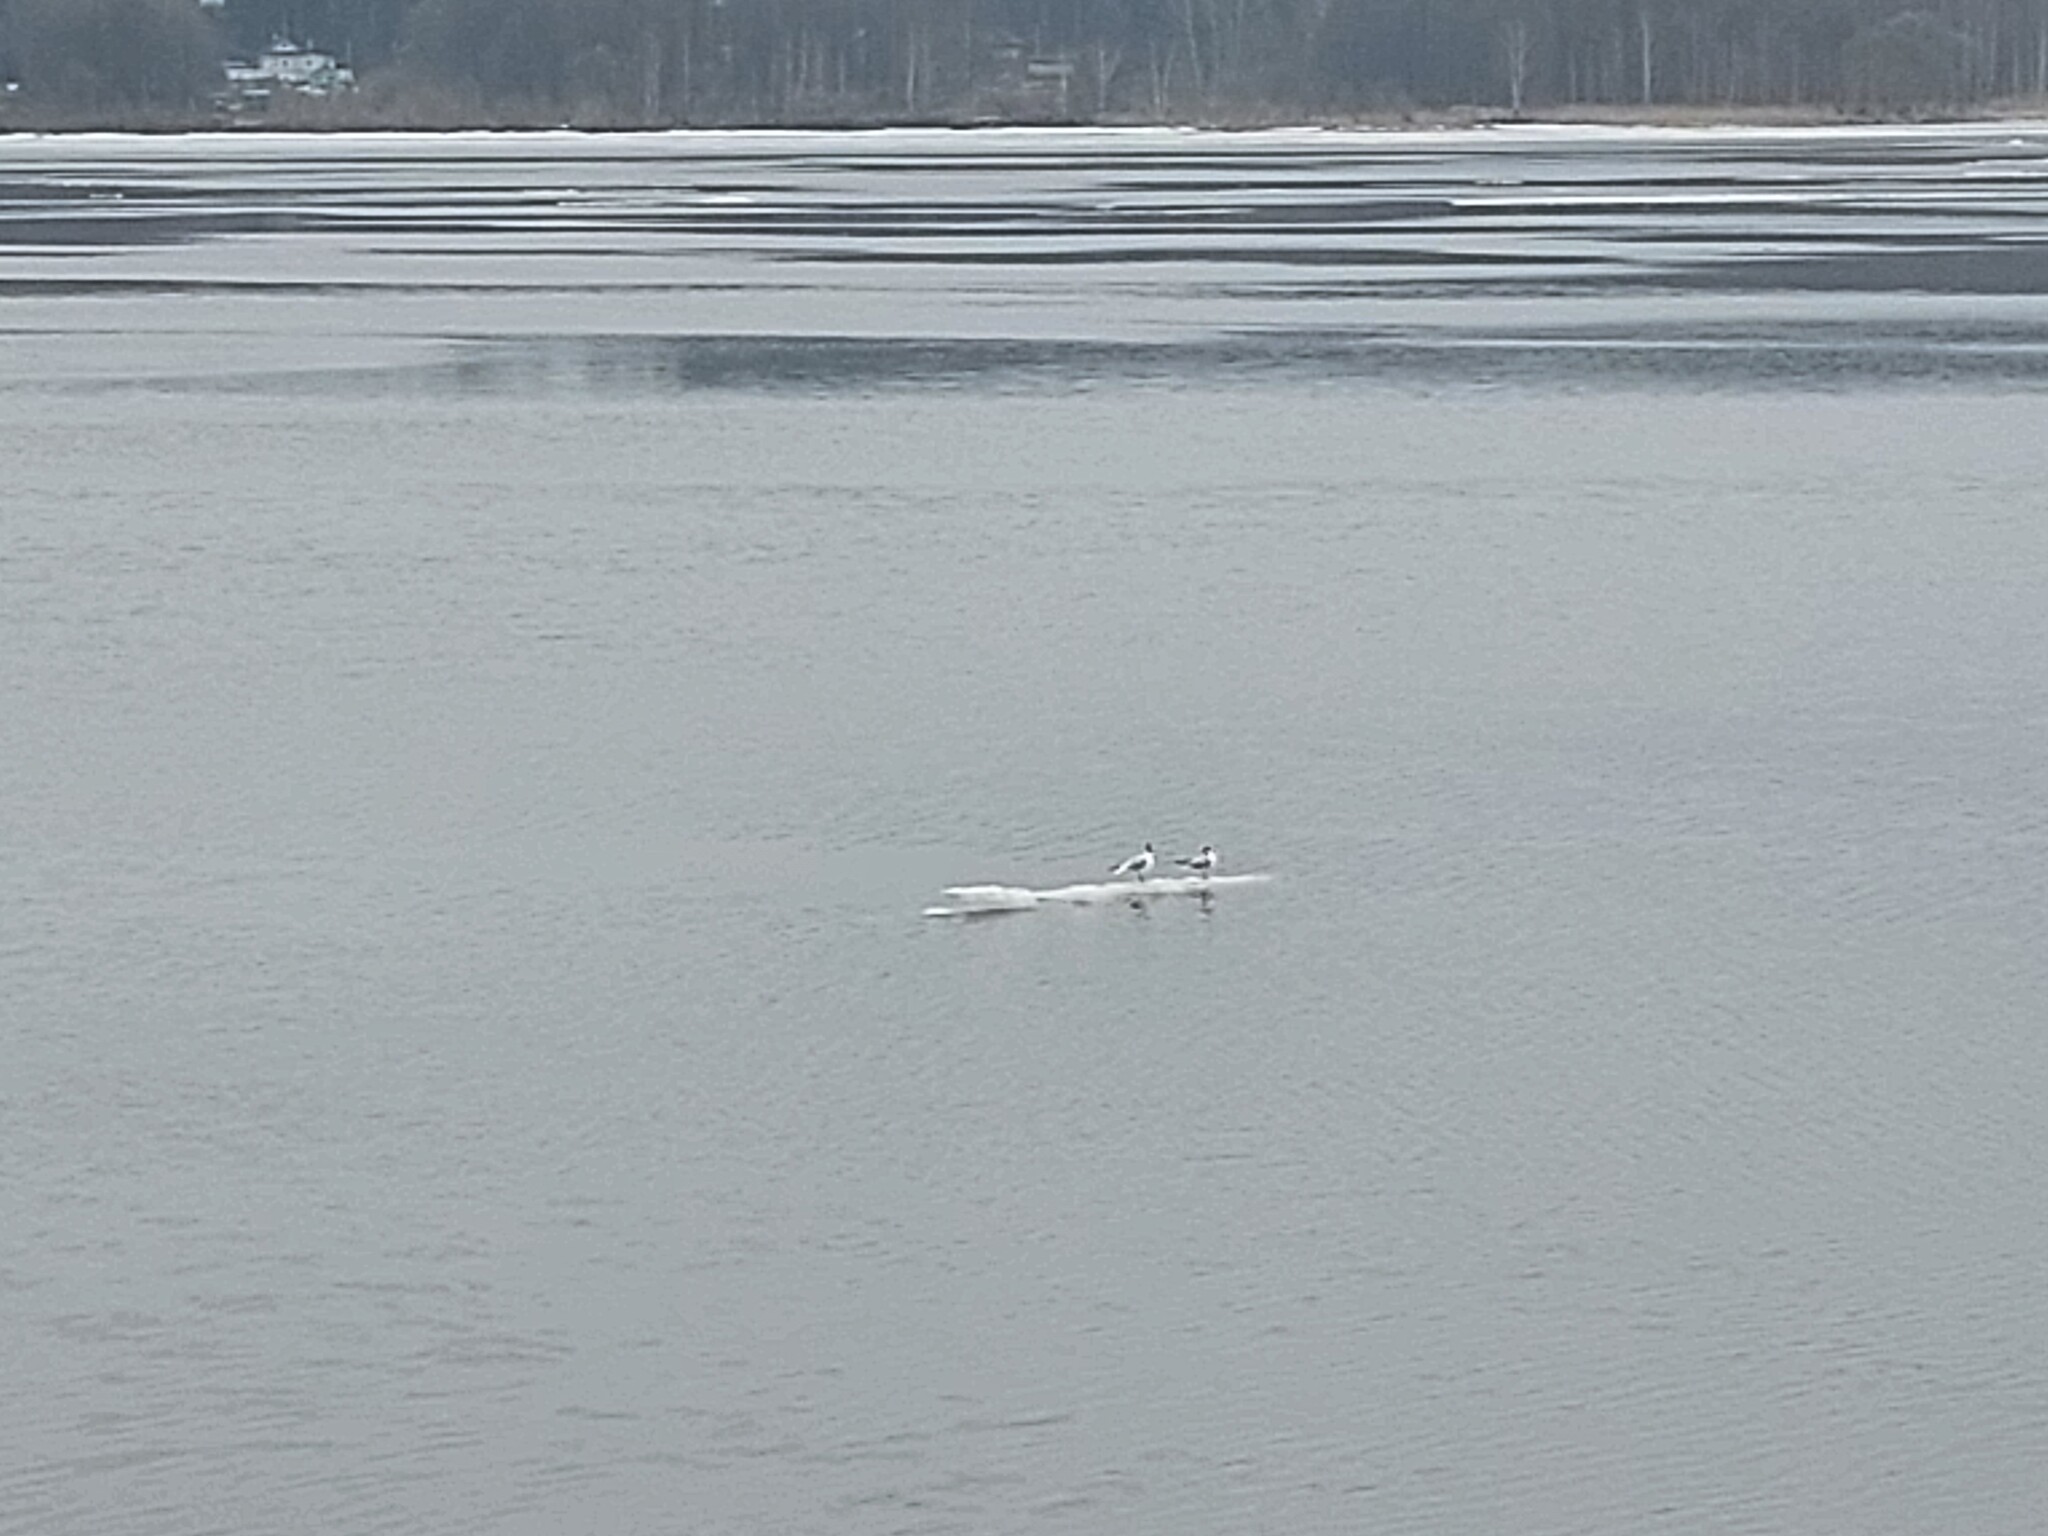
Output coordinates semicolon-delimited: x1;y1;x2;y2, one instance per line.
923;872;1273;917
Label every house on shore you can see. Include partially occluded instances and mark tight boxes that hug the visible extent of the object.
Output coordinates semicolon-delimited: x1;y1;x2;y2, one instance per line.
219;39;356;114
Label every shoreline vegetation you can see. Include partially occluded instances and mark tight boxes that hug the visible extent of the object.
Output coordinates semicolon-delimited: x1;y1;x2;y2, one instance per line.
7;101;2048;137
6;0;2048;135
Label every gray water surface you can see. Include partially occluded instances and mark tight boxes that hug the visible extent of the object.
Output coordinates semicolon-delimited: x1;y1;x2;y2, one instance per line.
5;125;2048;1535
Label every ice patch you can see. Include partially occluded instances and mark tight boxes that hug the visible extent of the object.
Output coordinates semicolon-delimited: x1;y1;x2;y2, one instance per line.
923;872;1273;917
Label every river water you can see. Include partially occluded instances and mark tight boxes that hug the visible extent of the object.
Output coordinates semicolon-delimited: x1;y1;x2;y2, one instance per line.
4;125;2048;1534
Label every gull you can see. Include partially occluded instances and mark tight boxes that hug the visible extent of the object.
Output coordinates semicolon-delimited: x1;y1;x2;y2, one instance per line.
1175;845;1219;879
1109;842;1155;881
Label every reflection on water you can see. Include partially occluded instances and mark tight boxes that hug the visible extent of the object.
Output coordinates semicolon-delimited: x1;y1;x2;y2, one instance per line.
31;323;2048;400
4;127;2048;1536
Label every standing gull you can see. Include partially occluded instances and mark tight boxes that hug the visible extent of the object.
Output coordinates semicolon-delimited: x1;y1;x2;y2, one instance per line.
1110;842;1156;881
1175;845;1219;879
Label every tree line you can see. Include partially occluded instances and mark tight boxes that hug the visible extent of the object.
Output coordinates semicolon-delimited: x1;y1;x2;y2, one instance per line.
4;0;2047;124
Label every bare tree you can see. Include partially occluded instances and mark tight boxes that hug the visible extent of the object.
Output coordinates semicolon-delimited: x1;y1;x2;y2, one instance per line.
1637;1;1654;103
1502;12;1533;112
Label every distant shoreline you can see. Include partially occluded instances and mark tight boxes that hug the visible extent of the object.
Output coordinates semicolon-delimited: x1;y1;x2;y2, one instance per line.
5;101;2048;137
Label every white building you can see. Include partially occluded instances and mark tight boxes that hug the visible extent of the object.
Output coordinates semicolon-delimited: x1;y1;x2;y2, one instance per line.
221;39;357;106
